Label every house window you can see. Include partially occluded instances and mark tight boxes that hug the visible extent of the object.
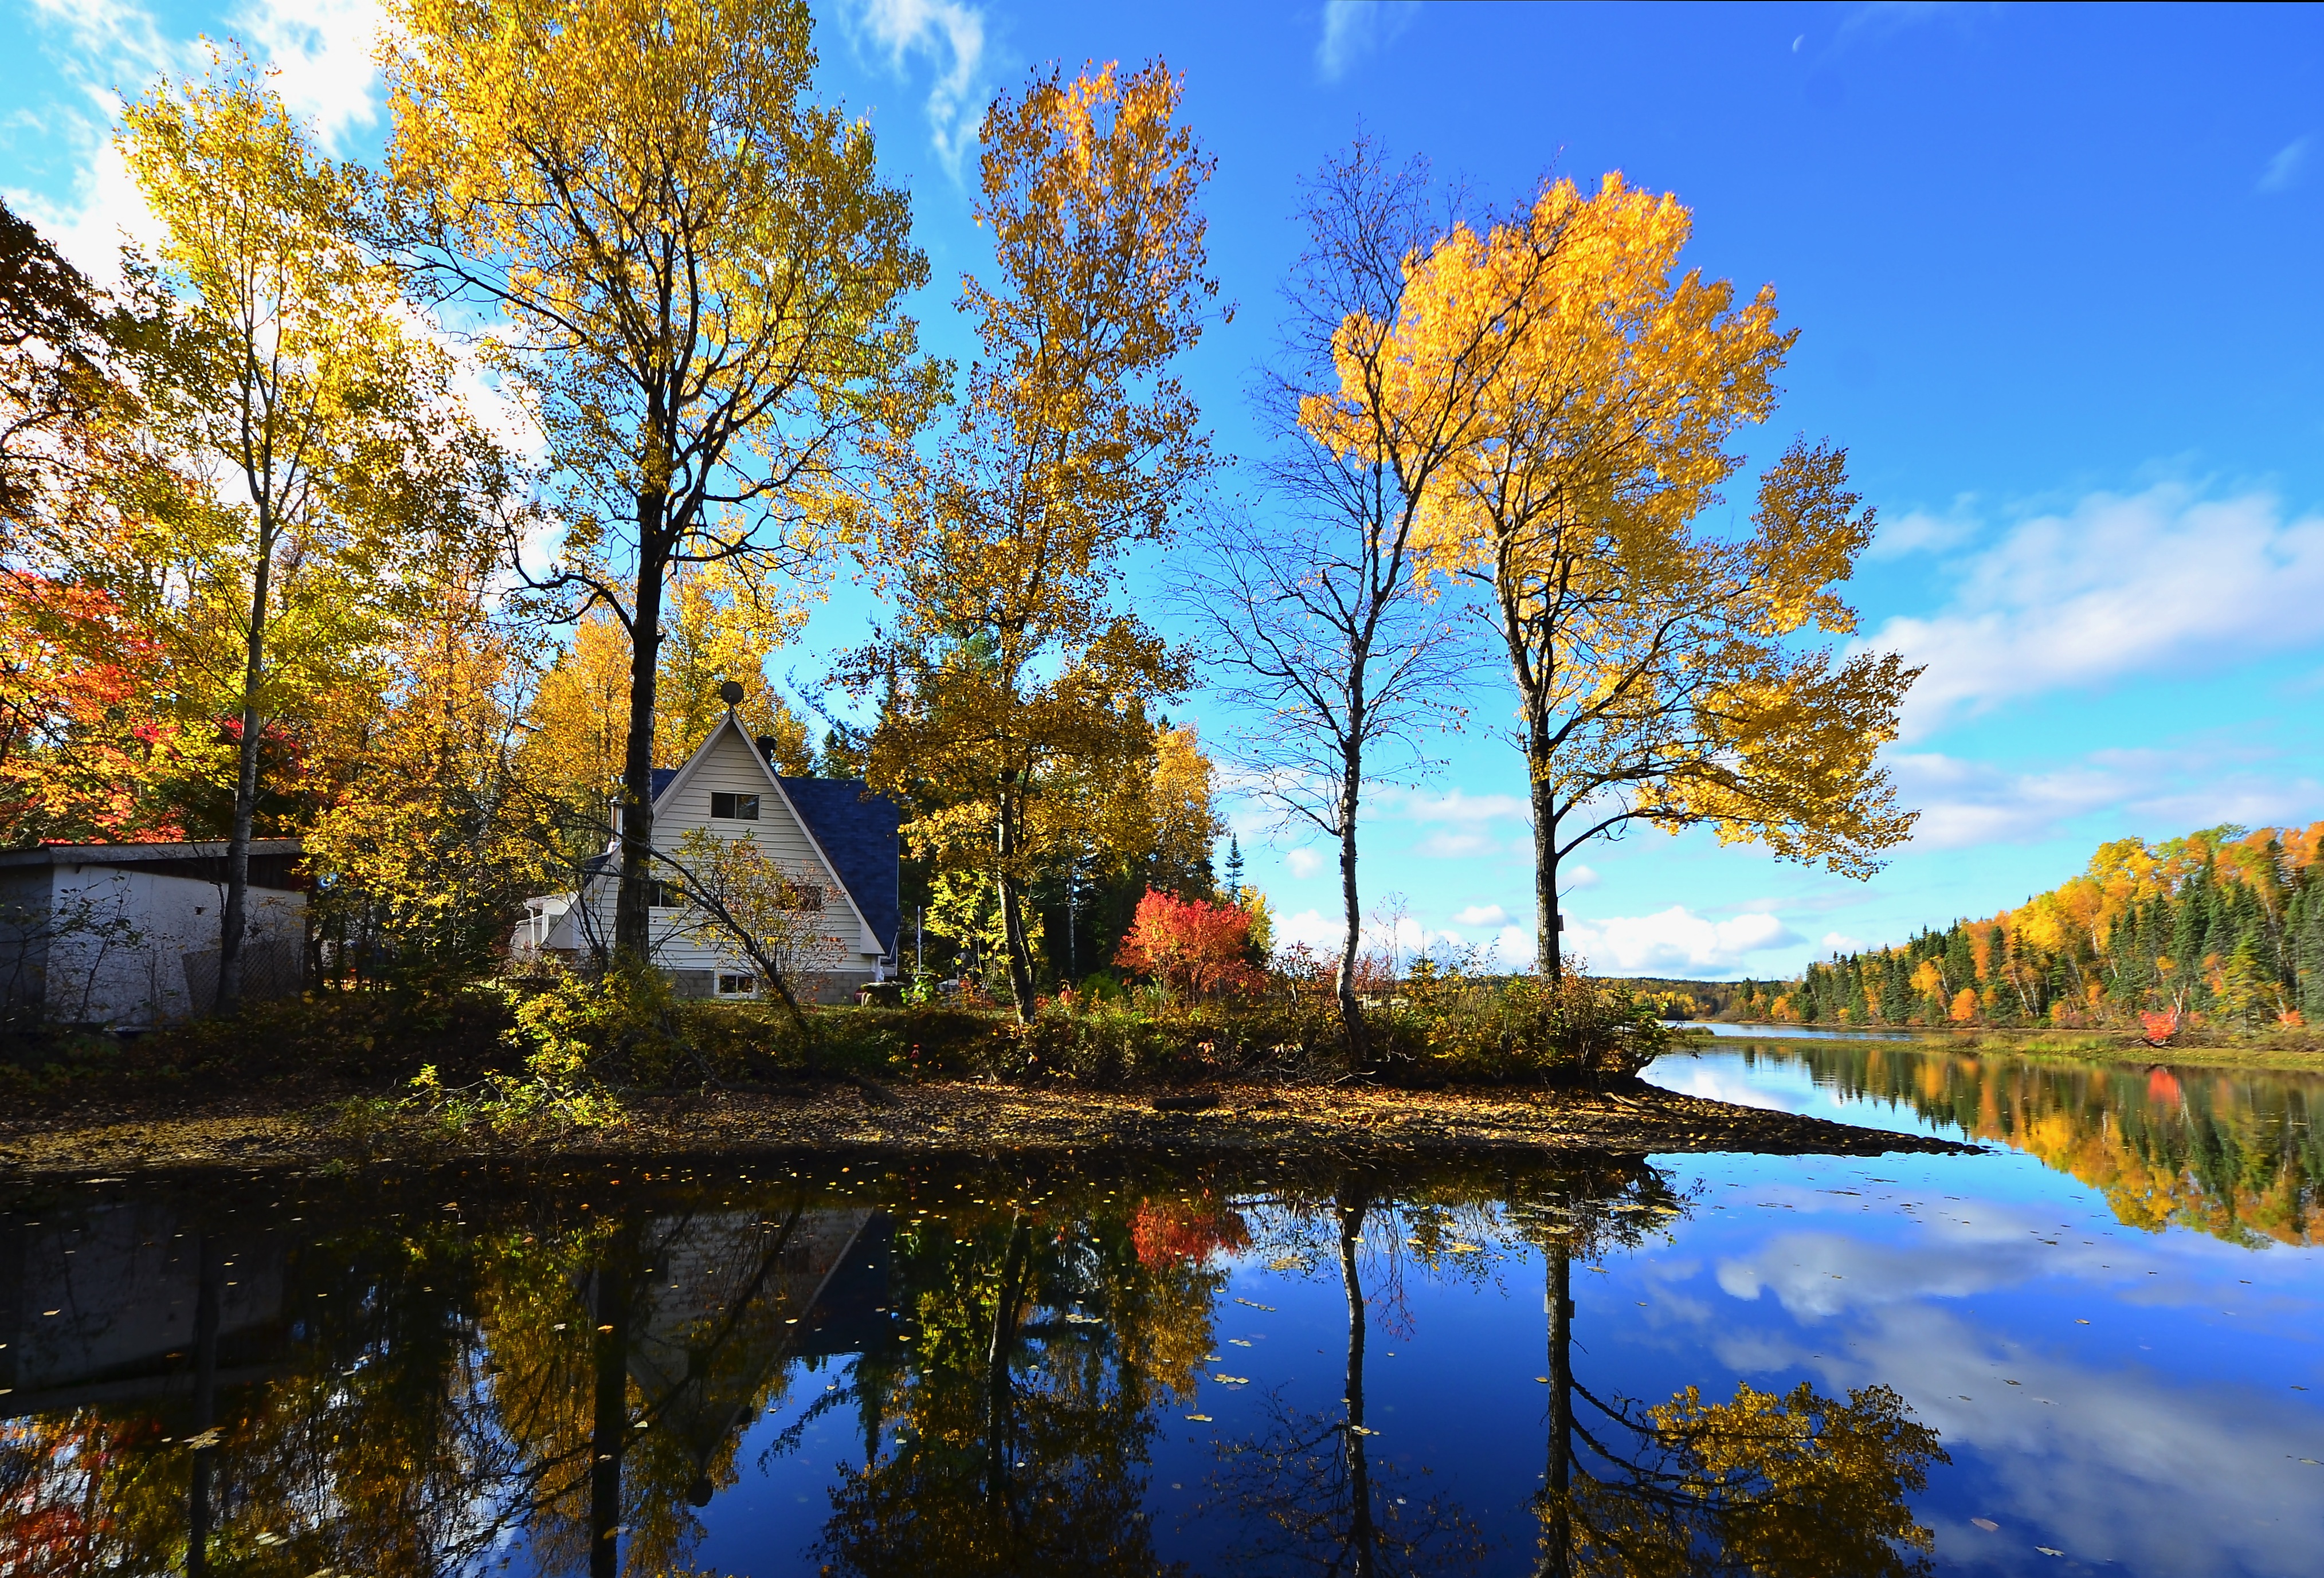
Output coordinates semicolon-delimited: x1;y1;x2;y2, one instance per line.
717;972;757;996
787;884;824;912
649;881;688;909
711;792;759;821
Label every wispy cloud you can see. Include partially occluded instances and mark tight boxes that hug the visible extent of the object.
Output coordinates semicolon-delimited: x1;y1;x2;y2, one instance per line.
1453;903;1508;927
1316;0;1419;84
1284;847;1326;880
2258;134;2311;195
1868;482;2324;736
838;0;990;178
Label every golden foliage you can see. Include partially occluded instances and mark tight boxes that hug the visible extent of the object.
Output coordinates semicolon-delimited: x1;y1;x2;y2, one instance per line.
1311;173;1917;964
846;61;1217;1013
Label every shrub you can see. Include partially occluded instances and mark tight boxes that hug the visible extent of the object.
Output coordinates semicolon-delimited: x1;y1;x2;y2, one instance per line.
1115;890;1262;1000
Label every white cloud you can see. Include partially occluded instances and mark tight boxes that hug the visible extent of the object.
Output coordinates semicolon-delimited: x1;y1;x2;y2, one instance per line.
2258;134;2311;194
839;0;989;177
1865;503;1977;559
1563;906;1802;975
1273;906;1342;952
1316;0;1419;83
1818;930;1867;955
9;137;163;285
27;0;179;83
1284;847;1326;880
1453;904;1508;928
1562;863;1600;891
1871;484;2324;736
1888;748;2324;851
228;0;387;155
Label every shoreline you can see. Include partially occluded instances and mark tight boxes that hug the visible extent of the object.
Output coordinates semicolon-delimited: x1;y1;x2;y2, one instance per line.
1680;1024;2324;1073
0;1075;1976;1184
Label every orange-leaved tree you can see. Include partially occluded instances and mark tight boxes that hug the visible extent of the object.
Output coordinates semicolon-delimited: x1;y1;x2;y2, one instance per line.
1115;889;1259;1000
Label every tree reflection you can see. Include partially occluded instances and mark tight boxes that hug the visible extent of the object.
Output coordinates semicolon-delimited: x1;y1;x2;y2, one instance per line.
808;1176;1221;1576
0;1155;1957;1577
1750;1042;2324;1245
1203;1170;1490;1576
1520;1181;1948;1578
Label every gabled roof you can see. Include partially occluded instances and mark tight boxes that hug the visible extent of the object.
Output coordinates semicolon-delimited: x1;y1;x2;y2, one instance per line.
776;776;900;958
646;712;902;957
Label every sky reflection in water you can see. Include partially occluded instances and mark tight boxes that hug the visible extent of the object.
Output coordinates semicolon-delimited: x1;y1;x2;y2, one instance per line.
3;1042;2321;1576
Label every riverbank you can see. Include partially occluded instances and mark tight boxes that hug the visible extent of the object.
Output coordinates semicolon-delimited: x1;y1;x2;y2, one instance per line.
1702;1022;2324;1072
0;1073;1974;1181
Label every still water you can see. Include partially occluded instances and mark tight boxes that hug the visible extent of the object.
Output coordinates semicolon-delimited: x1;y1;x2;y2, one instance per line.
4;1043;2321;1576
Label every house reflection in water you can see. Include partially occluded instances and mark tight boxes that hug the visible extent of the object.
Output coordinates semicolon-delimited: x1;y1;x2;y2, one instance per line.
0;1189;903;1577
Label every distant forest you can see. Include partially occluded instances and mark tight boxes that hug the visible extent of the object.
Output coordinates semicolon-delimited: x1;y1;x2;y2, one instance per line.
1716;824;2324;1031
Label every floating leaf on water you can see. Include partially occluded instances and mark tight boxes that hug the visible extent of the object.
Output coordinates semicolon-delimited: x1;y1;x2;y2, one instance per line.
1972;1518;1999;1532
1234;1298;1276;1312
2036;1548;2064;1557
1185;1414;1212;1422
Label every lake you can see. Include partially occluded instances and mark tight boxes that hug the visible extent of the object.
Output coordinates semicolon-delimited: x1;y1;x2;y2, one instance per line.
5;1041;2321;1576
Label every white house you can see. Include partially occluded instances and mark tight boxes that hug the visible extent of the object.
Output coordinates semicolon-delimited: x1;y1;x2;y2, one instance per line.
515;712;901;1003
0;839;307;1029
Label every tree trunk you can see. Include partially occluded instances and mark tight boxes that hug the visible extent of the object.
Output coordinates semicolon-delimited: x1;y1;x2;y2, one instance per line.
1336;750;1368;1070
1337;1193;1378;1578
614;494;668;966
589;1237;634;1578
186;1235;221;1578
1538;1249;1573;1578
214;520;276;1012
997;791;1037;1022
985;1212;1031;1507
1529;737;1562;986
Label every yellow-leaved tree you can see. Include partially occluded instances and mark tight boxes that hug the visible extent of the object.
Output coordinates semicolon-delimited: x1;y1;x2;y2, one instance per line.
844;62;1218;1018
1338;174;1918;976
121;50;479;1007
384;0;934;965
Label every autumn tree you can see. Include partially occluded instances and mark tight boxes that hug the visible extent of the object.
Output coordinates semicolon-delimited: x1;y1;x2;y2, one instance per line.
384;0;934;967
846;61;1218;1019
1114;888;1259;1001
1181;137;1482;1062
1369;175;1917;976
120;52;472;1007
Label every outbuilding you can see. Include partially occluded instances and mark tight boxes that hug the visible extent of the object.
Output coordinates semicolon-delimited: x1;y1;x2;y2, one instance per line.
0;839;307;1029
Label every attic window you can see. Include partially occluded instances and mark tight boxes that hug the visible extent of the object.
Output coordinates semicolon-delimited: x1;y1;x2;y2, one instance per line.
711;792;759;821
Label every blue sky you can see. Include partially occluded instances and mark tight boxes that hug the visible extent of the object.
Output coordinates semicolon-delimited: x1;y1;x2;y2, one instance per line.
7;1;2322;979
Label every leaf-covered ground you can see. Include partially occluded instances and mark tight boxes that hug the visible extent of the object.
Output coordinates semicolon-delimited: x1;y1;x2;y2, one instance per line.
0;1075;1973;1182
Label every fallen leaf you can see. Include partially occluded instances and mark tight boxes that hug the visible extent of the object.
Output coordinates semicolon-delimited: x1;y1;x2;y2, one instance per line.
1185;1414;1212;1422
1972;1518;1998;1532
2036;1548;2064;1557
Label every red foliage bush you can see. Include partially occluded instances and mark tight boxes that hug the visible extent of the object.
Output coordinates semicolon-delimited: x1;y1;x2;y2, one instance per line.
1115;889;1261;999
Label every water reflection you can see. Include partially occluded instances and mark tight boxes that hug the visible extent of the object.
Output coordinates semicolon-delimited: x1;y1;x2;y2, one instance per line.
0;1156;1950;1577
6;1108;2322;1576
1675;1041;2324;1244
